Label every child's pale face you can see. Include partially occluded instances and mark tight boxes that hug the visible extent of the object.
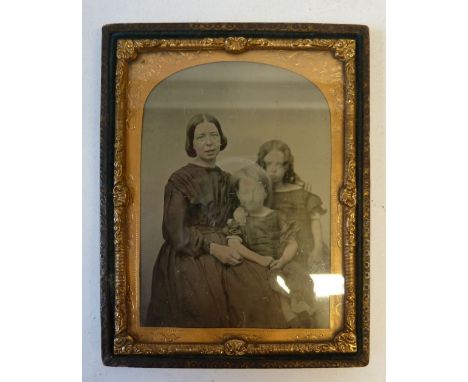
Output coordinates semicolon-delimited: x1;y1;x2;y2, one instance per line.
263;149;286;184
237;177;267;213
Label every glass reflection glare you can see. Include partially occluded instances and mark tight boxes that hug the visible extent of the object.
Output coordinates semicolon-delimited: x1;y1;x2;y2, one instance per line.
309;274;344;297
276;275;290;294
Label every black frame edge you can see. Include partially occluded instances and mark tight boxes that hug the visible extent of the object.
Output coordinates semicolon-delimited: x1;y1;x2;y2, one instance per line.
99;23;370;368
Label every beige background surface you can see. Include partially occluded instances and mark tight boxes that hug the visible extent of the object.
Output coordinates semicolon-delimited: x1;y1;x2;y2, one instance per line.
83;1;385;381
140;61;331;319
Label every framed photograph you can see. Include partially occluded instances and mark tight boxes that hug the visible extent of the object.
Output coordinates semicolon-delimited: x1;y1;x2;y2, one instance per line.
100;23;370;368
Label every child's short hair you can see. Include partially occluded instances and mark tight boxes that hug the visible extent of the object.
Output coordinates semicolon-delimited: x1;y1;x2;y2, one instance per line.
232;164;273;207
256;139;301;185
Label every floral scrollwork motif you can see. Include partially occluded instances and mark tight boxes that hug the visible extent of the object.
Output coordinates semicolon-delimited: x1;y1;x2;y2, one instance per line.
110;36;365;357
344;294;356;332
248;38;272;48
339;183;356;208
117;40;138;61
224;37;248;53
113;182;131;208
332;40;356;62
224;338;248;355
158;330;181;343
333;331;357;352
114;334;134;354
113;283;129;333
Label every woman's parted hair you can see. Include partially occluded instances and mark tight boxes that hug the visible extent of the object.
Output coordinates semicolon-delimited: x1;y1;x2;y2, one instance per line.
256;139;301;185
185;114;228;157
232;164;273;207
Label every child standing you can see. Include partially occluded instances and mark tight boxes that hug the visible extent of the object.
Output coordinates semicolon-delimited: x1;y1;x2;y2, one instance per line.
256;139;331;327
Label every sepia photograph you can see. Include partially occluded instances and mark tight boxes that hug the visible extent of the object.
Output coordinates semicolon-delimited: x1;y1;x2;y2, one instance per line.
100;23;369;367
140;61;333;329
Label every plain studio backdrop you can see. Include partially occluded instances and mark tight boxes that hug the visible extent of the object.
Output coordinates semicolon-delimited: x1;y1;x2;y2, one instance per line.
140;61;331;320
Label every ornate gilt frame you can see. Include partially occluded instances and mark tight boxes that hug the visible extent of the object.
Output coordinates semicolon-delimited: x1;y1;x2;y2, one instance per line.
100;23;370;368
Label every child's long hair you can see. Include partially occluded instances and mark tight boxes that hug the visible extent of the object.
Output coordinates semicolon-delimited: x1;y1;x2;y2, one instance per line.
232;164;273;207
256;140;303;185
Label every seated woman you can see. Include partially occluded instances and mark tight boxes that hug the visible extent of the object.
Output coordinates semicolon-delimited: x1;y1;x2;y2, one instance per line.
146;114;286;328
146;114;242;327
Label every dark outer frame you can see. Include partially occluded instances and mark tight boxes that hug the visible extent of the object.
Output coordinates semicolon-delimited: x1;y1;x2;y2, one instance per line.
100;23;370;368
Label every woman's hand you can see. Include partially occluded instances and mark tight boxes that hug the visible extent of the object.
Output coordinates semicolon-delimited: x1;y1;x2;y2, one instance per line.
210;243;243;266
257;256;274;268
269;258;286;270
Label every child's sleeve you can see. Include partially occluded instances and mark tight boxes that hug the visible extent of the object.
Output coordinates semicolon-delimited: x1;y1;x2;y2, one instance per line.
306;191;327;216
278;212;299;245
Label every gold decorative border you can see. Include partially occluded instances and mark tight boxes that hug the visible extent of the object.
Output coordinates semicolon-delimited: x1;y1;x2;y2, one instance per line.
112;37;363;357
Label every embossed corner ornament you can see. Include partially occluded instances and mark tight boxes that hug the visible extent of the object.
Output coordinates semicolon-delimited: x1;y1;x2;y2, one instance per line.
114;334;134;354
331;39;356;61
117;40;138;61
333;331;357;353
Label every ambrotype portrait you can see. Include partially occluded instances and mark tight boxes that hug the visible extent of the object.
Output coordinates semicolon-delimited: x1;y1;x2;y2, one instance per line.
140;61;336;329
102;25;369;366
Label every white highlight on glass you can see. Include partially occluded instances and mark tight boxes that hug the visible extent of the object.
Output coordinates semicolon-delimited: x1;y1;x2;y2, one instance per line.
309;274;345;297
276;275;290;294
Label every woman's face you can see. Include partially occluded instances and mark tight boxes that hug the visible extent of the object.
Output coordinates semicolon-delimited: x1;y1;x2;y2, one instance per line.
237;176;267;213
263;149;287;185
193;122;221;162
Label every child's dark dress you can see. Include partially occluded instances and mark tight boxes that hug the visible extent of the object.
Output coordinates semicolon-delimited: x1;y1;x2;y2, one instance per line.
223;210;289;328
272;189;330;273
272;188;331;328
226;210;315;327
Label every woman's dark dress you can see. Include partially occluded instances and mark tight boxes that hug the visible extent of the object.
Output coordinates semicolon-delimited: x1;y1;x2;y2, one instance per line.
146;163;290;328
146;163;236;327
